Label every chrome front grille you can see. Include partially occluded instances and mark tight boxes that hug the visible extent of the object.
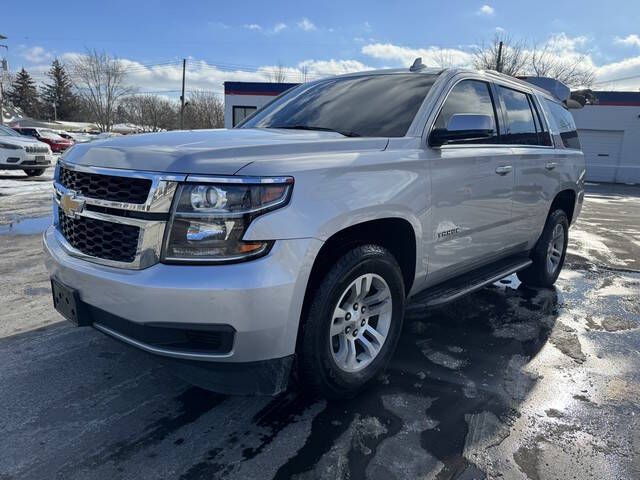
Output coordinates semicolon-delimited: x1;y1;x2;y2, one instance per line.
59;166;152;204
58;208;140;263
53;162;184;269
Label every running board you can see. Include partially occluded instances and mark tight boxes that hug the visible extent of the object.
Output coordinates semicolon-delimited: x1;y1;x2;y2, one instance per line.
410;256;532;308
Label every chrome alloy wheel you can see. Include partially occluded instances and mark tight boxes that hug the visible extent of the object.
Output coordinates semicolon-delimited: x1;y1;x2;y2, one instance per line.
546;223;565;275
330;273;393;373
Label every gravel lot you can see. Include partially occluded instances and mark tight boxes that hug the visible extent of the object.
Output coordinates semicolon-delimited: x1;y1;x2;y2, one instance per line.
1;168;639;480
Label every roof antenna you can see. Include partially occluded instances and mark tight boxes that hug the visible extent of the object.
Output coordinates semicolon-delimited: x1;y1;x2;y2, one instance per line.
410;57;425;72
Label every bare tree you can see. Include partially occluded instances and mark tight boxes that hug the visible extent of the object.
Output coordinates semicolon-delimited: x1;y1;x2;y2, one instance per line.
432;50;458;69
118;94;178;131
70;49;133;131
183;90;224;129
473;34;529;76
266;62;288;83
530;45;595;88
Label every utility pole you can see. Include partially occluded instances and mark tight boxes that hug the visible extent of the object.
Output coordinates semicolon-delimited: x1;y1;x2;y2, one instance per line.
496;41;503;73
0;34;8;126
180;58;186;129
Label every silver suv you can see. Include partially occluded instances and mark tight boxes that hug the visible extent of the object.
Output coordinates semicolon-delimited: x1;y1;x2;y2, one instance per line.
44;65;585;398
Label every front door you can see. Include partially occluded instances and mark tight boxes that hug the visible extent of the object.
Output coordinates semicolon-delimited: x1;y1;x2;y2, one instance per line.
426;79;515;279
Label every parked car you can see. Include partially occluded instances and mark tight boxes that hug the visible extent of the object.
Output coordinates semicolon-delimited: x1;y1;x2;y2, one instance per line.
0;125;54;176
44;65;585;398
13;127;74;153
52;130;93;144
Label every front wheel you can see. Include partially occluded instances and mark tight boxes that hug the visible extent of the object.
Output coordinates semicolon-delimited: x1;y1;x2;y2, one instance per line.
23;168;46;177
297;245;405;399
517;209;569;288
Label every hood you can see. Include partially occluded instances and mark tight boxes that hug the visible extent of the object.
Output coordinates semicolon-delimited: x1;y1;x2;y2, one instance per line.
61;128;389;175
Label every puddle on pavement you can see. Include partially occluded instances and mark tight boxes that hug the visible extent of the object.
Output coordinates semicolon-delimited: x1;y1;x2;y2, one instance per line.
0;215;52;236
176;278;562;479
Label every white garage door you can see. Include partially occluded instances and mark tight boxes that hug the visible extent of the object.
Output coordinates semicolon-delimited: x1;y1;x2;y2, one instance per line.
578;129;624;183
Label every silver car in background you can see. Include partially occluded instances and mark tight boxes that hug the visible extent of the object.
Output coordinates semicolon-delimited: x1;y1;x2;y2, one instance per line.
44;65;585;397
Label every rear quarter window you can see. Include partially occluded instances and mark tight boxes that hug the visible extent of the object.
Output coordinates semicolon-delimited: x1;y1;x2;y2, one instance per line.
543;99;580;150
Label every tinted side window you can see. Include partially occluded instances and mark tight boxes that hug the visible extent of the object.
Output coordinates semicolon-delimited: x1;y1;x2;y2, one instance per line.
433;80;498;144
530;98;553;146
544;99;580;150
498;86;539;145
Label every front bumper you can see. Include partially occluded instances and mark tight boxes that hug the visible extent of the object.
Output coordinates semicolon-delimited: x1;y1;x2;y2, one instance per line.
44;226;321;388
0;151;54;169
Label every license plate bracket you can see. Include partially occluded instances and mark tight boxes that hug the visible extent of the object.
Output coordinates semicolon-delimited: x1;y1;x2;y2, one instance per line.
51;279;90;326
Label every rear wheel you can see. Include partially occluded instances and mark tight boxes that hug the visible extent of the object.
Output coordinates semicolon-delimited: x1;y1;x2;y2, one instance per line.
23;168;46;177
517;209;569;288
297;245;405;399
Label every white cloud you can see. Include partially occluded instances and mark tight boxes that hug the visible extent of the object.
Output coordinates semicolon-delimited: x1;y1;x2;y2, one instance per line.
543;33;588;52
614;34;640;47
477;5;495;16
19;46;52;64
273;22;287;33
297;18;317;31
593;55;640;89
362;43;474;68
243;24;262;31
298;59;370;77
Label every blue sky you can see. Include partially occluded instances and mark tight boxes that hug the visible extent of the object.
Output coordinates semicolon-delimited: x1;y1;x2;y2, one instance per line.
3;0;640;94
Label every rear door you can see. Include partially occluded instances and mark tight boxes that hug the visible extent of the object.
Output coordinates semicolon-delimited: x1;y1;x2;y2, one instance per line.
497;85;561;245
426;78;516;278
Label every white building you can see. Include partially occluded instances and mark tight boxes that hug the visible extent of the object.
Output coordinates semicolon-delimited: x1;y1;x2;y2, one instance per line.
223;81;299;129
572;91;640;184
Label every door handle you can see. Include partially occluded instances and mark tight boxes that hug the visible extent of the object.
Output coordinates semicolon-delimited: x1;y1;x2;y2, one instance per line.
545;162;558;170
495;165;513;175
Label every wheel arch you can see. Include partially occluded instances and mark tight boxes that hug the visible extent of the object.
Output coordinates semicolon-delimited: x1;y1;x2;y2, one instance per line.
550;188;577;224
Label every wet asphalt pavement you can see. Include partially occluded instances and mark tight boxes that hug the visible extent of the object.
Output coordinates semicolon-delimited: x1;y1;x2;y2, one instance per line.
1;169;639;480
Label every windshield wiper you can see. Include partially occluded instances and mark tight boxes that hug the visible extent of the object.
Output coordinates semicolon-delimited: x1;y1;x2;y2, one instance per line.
270;125;360;137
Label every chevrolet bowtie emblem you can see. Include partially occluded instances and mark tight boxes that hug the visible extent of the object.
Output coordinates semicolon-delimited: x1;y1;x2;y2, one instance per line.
60;191;85;218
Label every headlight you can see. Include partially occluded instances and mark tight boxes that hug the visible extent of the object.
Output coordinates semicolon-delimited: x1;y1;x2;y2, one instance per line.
162;177;293;263
0;142;23;150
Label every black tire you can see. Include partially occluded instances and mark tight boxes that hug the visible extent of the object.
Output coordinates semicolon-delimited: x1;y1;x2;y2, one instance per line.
23;168;46;177
297;245;405;399
517;209;569;288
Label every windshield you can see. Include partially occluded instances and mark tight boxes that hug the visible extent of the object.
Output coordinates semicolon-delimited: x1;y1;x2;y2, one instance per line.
240;73;438;137
0;125;21;137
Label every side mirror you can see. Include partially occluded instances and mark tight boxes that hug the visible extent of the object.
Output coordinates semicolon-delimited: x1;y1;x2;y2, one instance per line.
430;113;495;146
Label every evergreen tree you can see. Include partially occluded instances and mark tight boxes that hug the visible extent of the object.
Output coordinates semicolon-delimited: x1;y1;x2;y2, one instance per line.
41;59;78;121
6;68;41;118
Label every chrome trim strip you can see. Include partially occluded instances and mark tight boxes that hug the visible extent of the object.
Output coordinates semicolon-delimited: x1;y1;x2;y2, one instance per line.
59;160;186;181
57;160;184;213
93;323;234;360
185;174;294;185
